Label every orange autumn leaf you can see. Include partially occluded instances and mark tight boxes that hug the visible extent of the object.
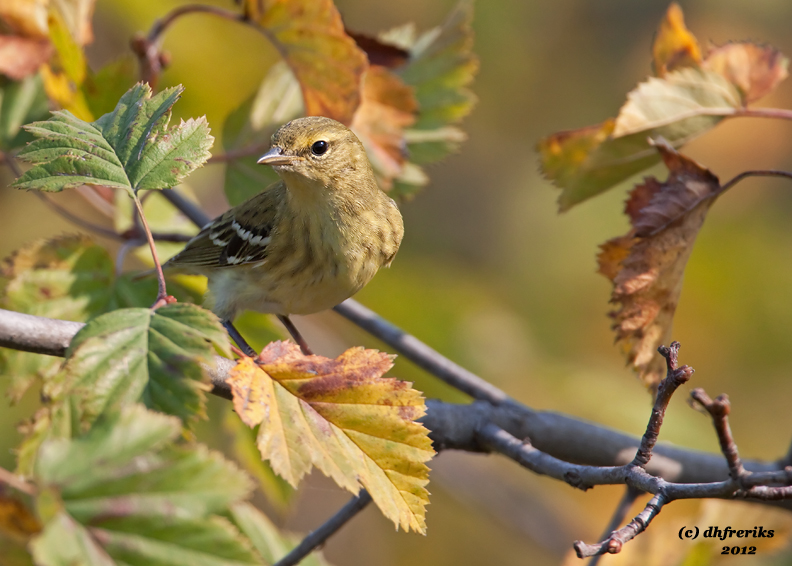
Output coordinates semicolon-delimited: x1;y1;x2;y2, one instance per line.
0;494;42;542
652;2;701;76
598;139;724;391
250;0;368;125
539;4;788;211
351;65;418;190
703;42;789;105
228;341;434;533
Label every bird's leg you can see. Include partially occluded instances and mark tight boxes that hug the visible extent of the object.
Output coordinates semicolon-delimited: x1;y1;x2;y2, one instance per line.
222;320;258;357
277;315;314;356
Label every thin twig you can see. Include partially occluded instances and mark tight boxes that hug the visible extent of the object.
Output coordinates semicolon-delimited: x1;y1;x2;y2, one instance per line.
575;493;667;558
133;4;246;87
32;192;124;240
690;389;746;481
131;194;169;307
0;466;36;496
161;188;211;227
160;188;511;404
632;342;694;468
273;490;372;566
277;315;313;355
587;487;643;566
733;107;792;121
719;169;792;194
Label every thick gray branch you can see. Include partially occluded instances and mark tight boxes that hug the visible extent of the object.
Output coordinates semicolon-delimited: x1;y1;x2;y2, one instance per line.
1;307;783;490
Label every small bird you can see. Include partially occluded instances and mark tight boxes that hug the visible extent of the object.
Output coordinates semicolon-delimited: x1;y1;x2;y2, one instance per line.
164;116;404;324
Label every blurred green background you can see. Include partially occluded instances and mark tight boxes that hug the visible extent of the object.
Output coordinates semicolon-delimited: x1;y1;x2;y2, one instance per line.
4;0;792;564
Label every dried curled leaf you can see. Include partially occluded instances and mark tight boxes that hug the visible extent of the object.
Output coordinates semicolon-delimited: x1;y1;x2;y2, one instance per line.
652;2;701;76
228;342;434;533
598;140;724;391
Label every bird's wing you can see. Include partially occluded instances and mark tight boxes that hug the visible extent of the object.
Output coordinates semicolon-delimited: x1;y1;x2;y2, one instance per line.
165;184;285;269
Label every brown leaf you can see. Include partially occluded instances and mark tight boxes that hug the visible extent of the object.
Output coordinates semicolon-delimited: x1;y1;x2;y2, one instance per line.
252;0;368;125
0;494;42;542
652;3;702;76
347;30;409;68
351;65;418;190
228;341;433;533
598;140;722;391
703;42;789;105
0;35;52;79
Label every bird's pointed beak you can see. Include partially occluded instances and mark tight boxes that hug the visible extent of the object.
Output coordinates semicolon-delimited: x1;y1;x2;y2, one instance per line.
257;146;294;166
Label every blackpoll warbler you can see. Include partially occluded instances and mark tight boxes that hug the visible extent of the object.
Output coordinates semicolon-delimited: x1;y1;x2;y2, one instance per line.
164;116;404;323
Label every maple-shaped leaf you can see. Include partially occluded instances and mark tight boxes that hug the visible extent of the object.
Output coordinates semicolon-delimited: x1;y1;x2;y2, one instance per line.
539;3;789;211
651;2;701;76
228;342;434;533
351;65;417;191
598;139;724;391
12;82;212;197
247;0;367;125
29;405;259;566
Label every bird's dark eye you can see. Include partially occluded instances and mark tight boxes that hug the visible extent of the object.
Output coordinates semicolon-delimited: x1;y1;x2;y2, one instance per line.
311;140;329;155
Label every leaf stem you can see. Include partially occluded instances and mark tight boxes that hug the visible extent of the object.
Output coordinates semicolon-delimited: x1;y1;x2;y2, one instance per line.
132;193;169;308
733;107;792;121
719;169;792;194
0;466;36;496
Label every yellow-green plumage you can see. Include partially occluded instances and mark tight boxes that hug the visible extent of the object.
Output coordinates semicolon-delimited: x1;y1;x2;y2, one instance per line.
164;116;403;321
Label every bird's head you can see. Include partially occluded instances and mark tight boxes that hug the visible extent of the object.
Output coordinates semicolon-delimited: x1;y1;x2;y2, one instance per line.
257;116;373;191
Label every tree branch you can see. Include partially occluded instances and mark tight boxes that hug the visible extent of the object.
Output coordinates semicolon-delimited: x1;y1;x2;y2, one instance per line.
272;490;372;566
1;308;786;489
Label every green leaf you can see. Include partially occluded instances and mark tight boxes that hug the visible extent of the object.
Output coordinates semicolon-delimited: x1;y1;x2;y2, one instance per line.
222;62;301;206
36;406;251;519
395;0;478;131
381;0;477;198
0;74;49;151
30;512;114;566
31;405;258;566
223;410;293;513
230;503;332;566
539;67;742;211
55;303;231;425
13;83;213;196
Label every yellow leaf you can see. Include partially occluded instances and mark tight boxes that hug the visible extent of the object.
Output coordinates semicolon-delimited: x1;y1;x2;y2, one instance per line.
41;9;92;120
652;3;701;76
228;342;434;533
252;0;367;125
597;140;722;391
